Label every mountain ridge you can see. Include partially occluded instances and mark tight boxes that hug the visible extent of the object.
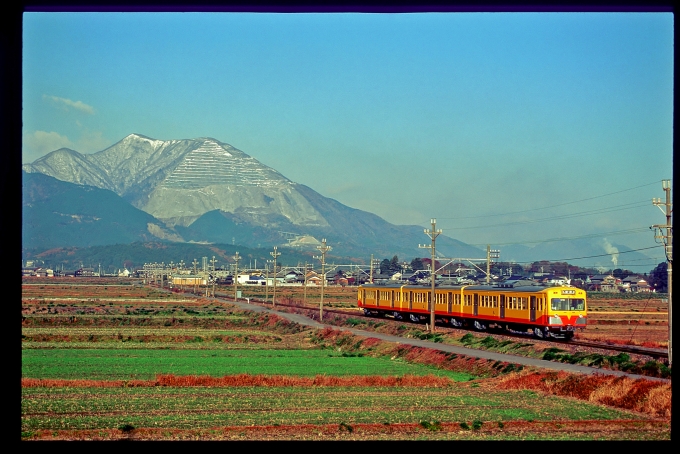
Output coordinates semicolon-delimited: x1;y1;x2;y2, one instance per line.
22;133;652;267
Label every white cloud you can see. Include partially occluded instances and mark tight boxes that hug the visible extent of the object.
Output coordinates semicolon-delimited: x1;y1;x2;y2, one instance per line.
43;94;95;115
23;130;74;162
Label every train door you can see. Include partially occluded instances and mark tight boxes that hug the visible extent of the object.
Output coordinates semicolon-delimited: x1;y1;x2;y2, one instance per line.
473;293;478;316
500;294;505;319
447;292;452;313
530;296;537;322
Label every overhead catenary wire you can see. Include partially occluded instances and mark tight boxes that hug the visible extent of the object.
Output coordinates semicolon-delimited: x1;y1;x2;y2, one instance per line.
435;180;662;221
501;245;663;265
440;200;650;231
468;226;652;247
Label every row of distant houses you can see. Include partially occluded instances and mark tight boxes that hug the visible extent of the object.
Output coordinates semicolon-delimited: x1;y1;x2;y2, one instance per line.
21;267;131;277
21;265;654;293
584;274;652;293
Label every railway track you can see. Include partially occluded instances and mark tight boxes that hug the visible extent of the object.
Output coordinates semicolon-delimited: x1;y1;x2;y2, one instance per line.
566;340;668;360
213;291;669;361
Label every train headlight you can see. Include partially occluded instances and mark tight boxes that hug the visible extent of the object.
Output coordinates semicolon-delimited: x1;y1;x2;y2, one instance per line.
549;316;563;325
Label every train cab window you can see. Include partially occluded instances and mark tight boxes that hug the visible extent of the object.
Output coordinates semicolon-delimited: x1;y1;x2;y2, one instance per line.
570;299;585;310
551;298;585;311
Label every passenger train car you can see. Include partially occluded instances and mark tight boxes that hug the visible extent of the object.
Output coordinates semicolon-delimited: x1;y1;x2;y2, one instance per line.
357;282;587;340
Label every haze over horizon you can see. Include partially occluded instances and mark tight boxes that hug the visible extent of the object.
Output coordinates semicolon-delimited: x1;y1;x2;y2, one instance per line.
22;11;673;270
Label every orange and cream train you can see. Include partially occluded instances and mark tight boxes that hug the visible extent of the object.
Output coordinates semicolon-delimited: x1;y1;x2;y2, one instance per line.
357;282;587;340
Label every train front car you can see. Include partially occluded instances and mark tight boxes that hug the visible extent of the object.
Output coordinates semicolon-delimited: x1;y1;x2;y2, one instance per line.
535;287;587;340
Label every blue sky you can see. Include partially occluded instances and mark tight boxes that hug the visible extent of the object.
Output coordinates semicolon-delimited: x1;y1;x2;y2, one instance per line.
22;12;673;267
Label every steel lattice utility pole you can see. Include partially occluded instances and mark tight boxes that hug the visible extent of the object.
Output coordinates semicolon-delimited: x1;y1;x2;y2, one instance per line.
419;219;442;332
270;246;281;307
486;245;500;285
304;262;309;305
192;259;198;293
210;256;217;297
233;252;241;302
651;179;672;365
314;239;332;322
201;257;207;294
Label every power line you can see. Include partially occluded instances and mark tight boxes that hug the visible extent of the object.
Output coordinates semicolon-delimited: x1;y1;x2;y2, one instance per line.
442;200;650;231
436;180;661;221
468;226;652;247
506;245;663;265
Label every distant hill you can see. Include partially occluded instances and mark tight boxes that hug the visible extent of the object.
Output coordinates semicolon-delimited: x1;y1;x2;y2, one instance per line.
22;134;485;260
21;242;324;273
22;133;653;268
22;171;181;249
499;239;655;270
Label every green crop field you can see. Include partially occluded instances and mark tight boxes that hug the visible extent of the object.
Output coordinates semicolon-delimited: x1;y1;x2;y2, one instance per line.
22;348;475;380
21;386;644;433
21;278;671;440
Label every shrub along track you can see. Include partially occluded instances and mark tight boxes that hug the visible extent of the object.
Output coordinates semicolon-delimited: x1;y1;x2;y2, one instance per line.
210;291;671;380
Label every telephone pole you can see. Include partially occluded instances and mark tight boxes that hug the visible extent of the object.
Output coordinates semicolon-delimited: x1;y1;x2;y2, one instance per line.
419;219;442;332
270;246;281;307
651;179;672;365
233;252;241;302
314;239;331;322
